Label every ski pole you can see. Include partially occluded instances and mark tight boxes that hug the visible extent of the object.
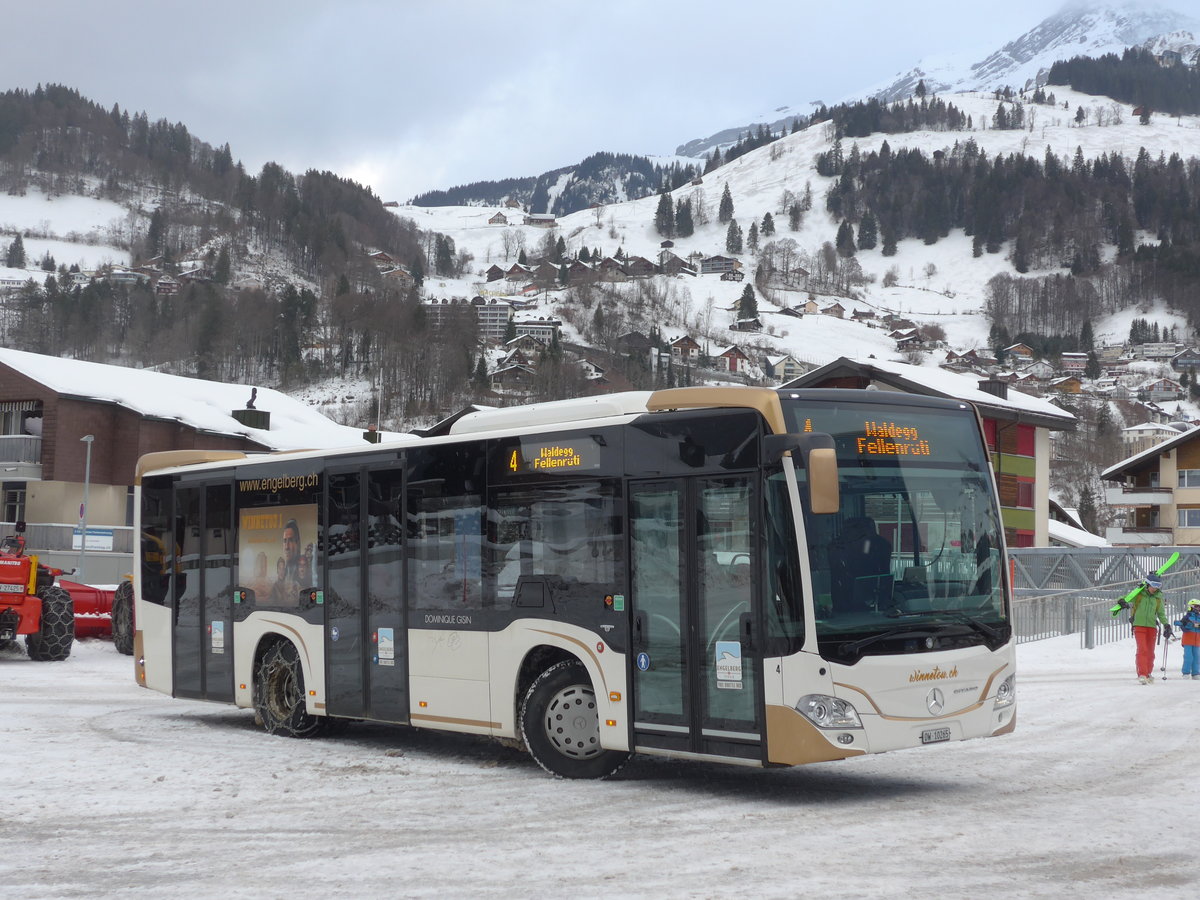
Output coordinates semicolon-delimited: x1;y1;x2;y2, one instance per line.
1162;625;1171;681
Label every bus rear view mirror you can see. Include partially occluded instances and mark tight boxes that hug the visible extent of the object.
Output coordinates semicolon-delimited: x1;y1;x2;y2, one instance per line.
764;433;840;514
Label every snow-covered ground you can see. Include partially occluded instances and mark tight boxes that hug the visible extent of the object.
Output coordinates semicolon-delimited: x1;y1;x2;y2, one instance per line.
3;633;1197;898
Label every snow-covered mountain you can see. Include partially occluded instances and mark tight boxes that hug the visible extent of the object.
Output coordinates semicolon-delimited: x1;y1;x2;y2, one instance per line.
676;2;1200;159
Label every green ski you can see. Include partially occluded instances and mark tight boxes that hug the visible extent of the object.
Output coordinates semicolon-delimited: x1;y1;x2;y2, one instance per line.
1110;551;1180;616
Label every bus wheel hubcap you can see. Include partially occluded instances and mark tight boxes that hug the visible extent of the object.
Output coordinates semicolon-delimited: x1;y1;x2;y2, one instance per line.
544;684;601;759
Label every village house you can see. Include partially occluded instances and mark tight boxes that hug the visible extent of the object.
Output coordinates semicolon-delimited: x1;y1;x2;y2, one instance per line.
715;345;751;374
699;255;739;275
484;264;506;282
1002;342;1035;362
1059;352;1088;373
1139;377;1183;402
765;354;806;384
523;213;557;228
1048;375;1083;394
1101;425;1200;546
669;335;702;364
488;212;508;225
1171;347;1200;372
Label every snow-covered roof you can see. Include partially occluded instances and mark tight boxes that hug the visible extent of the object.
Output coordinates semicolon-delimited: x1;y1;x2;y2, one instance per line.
0;348;377;451
786;356;1076;430
1048;518;1109;548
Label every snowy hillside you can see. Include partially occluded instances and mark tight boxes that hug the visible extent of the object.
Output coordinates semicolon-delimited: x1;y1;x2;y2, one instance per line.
396;85;1196;374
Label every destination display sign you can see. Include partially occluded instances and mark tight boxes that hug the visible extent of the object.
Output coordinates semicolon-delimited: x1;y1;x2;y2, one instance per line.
508;440;601;474
798;418;933;457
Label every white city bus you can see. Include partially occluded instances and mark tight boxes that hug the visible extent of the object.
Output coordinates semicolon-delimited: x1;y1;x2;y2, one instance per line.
132;386;1015;778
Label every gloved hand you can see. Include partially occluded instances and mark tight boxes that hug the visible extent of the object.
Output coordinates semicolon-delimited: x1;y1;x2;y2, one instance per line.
1116;599;1130;610
1163;624;1175;640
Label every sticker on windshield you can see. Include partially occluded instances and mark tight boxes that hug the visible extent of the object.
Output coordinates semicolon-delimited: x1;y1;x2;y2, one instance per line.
211;620;224;654
715;641;743;690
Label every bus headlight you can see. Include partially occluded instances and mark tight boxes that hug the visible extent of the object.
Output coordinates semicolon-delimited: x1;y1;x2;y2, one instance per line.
795;694;862;729
994;674;1015;709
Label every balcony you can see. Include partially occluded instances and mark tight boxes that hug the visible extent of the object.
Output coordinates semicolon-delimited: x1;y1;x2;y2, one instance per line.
1104;526;1175;546
1104;485;1172;507
0;435;41;481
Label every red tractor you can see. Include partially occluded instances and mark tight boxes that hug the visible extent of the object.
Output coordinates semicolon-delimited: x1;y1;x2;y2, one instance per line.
0;531;75;661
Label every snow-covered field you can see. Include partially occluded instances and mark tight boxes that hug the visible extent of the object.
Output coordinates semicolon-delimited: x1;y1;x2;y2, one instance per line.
3;633;1197;899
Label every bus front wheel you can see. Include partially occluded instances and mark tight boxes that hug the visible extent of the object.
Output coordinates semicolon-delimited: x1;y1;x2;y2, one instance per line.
254;640;333;738
520;660;628;779
111;580;134;656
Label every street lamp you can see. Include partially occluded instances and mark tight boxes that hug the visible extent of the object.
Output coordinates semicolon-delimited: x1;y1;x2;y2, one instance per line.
77;434;94;580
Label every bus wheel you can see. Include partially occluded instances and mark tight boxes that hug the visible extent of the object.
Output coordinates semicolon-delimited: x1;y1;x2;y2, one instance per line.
254;640;331;738
111;580;134;656
26;585;74;661
520;660;628;779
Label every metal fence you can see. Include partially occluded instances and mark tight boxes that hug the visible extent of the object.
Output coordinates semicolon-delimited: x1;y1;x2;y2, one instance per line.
1009;547;1199;648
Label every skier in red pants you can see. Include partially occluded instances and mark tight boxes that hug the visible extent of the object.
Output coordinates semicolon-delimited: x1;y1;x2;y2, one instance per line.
1120;575;1173;683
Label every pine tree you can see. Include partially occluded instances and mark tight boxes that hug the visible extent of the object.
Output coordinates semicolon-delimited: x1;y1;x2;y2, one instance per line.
675;199;694;237
654;192;675;237
1085;350;1101;379
858;212;877;250
788;204;802;231
1080;319;1094;351
737;284;758;319
725;219;743;254
835;219;857;257
718;183;734;224
5;234;26;268
214;245;231;284
747;221;759;252
760;212;775;237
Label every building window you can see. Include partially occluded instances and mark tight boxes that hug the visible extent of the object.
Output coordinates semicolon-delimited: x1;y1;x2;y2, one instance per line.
1016;480;1034;509
3;482;25;523
1177;508;1200;528
1179;470;1200;488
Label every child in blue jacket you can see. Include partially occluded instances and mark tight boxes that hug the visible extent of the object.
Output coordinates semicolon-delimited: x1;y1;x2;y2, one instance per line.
1174;598;1200;679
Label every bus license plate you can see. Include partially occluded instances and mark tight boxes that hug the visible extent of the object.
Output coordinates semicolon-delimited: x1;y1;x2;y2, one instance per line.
921;727;952;745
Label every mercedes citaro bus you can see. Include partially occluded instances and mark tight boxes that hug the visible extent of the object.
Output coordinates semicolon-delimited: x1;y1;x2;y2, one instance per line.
132;387;1015;778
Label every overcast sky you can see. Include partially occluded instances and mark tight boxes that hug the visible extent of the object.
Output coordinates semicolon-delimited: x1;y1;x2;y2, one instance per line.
4;0;1199;202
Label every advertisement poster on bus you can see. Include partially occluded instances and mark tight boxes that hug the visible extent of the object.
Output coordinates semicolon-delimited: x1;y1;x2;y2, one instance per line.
239;504;318;606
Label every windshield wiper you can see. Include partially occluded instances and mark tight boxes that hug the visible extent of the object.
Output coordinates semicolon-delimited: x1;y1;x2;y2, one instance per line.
839;626;935;656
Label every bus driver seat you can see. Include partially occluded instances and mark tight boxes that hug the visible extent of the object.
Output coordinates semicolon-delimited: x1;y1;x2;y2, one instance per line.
829;516;893;612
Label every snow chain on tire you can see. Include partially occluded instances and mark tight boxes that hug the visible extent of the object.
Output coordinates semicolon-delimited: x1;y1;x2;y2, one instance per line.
111;580;134;656
26;584;74;661
253;640;334;738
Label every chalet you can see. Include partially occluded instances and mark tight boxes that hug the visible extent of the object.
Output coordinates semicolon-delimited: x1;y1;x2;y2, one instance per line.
154;275;181;296
625;256;658;277
850;308;875;323
784;357;1076;547
1049;375;1083;394
1003;343;1035;362
801;299;821;315
567;260;596;283
382;267;415;289
716;345;751;374
659;252;696;276
659;240;675;249
106;267;149;286
765;354;806;383
488;212;509;225
1017;360;1056;380
1171;347;1200;372
1101;424;1200;546
367;250;398;266
1139;377;1183;402
505;333;548;355
504;198;523;209
579;358;607;382
700;255;739;275
669;335;702;363
484;264;507;282
505;262;534;282
598;257;630;280
177;267;211;284
532;261;561;283
732;317;761;332
489;364;538;390
822;302;845;319
889;328;921;349
720;270;745;282
523;213;557;228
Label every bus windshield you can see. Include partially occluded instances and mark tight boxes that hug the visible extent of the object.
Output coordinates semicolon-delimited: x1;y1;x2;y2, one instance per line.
780;396;1009;663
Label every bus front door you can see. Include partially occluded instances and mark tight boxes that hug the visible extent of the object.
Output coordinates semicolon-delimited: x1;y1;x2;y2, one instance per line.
171;482;234;703
629;477;762;762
